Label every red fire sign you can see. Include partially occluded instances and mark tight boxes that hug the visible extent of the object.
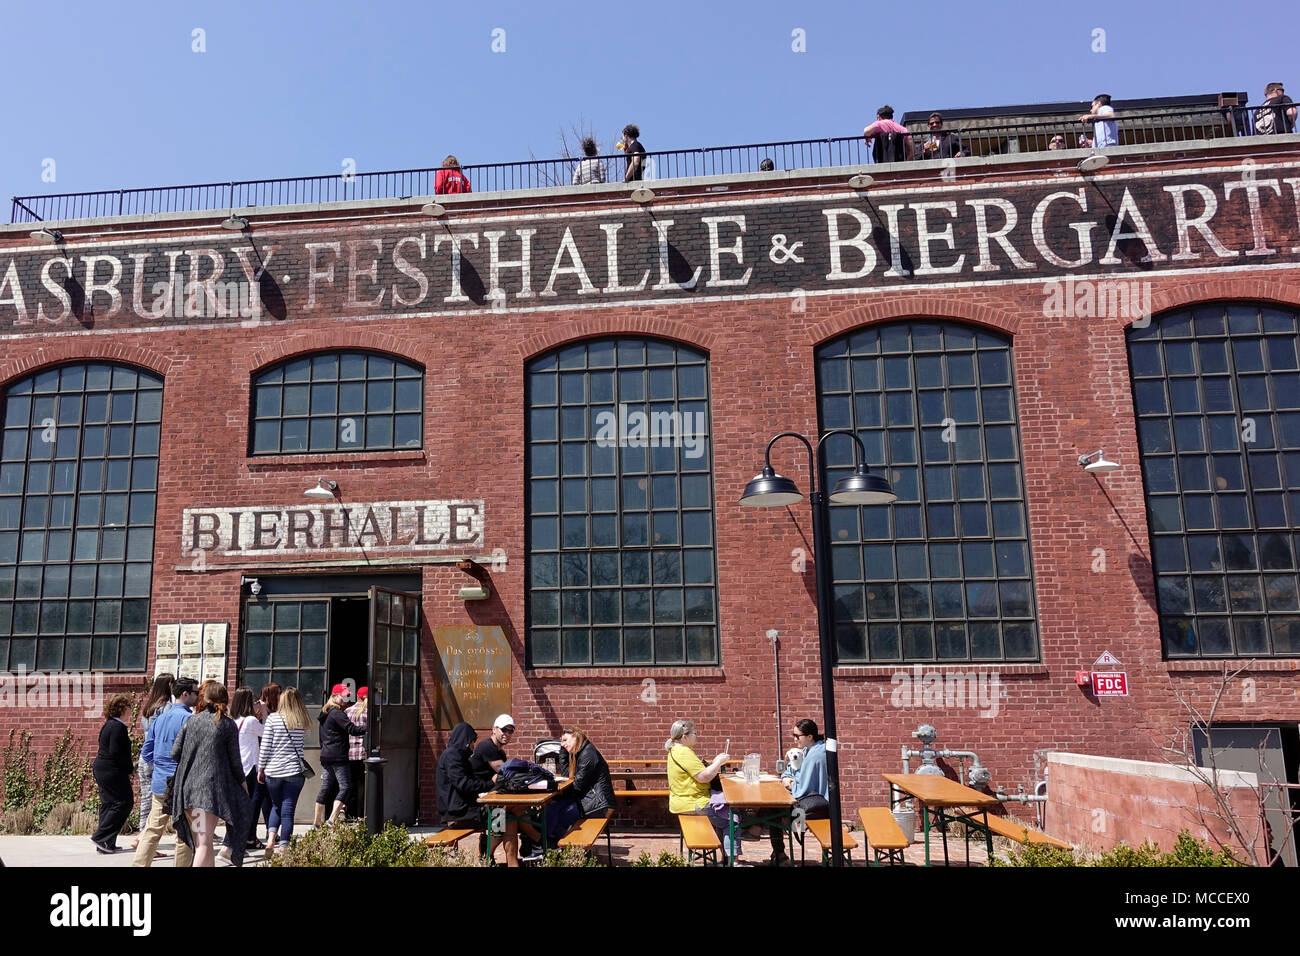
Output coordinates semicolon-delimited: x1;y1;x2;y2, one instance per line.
1091;671;1128;696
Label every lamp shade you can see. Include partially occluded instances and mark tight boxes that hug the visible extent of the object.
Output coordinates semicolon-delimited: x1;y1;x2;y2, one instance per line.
1084;456;1119;474
830;466;897;505
740;466;804;507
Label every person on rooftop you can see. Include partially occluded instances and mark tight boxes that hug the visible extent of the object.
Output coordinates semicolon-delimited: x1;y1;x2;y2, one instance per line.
1256;82;1297;135
619;125;647;182
572;137;607;185
863;105;914;163
435;155;472;195
1048;135;1066;150
1078;94;1118;148
922;113;964;159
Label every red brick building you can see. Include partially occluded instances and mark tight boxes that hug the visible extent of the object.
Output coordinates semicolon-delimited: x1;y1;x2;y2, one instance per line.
2;121;1298;850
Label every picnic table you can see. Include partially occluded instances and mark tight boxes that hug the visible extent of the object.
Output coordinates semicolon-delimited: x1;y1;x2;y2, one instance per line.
478;778;573;861
882;772;998;867
719;775;795;868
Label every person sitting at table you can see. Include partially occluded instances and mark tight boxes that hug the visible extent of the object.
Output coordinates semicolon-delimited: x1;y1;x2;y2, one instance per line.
436;723;501;856
468;714;544;862
769;718;830;866
665;719;736;860
549;727;614;838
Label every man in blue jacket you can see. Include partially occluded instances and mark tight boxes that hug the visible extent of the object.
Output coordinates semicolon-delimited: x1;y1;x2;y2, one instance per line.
131;677;199;867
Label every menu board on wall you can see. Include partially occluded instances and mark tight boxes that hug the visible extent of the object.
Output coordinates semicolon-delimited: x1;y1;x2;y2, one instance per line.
154;622;231;684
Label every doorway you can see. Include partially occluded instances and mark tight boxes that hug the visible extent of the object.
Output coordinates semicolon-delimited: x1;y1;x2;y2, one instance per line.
238;573;421;823
1192;722;1300;866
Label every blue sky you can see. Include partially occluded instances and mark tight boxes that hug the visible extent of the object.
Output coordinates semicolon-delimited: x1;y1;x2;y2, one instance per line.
1;0;1289;208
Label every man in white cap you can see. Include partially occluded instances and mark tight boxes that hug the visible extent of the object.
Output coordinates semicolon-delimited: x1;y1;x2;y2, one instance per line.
470;714;516;779
470;714;543;862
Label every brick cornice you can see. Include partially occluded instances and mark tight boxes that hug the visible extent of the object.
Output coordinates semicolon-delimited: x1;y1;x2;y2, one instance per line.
809;294;1021;346
0;339;173;387
242;328;438;375
517;316;716;360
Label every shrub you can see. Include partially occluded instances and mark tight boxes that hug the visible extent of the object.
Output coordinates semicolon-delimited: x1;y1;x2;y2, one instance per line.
537;846;600;867
69;810;98;835
270;821;440;868
0;806;36;834
42;802;78;834
2;730;37;811
992;829;1245;868
632;850;689;867
32;731;91;825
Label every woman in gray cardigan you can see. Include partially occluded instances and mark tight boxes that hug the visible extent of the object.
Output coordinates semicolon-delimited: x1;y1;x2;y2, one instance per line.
171;682;252;867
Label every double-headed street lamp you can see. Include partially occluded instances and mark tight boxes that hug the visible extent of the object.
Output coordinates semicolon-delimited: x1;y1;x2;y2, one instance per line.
740;429;896;867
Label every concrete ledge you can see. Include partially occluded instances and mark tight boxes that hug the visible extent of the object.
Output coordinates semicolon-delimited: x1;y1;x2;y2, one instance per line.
1047;750;1257;788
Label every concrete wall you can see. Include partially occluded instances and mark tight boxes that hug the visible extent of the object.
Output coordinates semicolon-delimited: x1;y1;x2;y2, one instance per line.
1045;751;1267;862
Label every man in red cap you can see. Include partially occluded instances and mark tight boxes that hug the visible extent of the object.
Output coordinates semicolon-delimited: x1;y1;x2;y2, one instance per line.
345;686;369;819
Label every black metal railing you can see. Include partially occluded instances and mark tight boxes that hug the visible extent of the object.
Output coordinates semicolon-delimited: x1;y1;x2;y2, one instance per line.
10;105;1292;223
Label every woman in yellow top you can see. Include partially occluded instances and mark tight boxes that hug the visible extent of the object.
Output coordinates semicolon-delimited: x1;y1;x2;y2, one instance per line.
665;719;734;857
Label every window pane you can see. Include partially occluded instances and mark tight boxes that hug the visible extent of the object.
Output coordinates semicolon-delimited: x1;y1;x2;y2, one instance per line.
819;322;1035;662
1131;306;1300;658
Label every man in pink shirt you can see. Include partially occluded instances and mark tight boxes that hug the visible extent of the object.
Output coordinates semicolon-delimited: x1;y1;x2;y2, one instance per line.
863;105;914;163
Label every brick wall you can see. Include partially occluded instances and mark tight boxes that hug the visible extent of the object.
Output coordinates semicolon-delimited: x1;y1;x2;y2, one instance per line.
2;140;1300;825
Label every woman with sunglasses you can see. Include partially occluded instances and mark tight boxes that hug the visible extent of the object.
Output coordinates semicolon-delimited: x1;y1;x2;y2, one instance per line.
768;718;830;866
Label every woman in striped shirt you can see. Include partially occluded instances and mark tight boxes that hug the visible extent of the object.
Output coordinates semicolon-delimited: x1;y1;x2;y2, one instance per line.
257;686;310;862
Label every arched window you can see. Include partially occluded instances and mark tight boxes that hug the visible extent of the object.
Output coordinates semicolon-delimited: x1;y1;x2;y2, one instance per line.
1129;303;1300;657
250;352;423;455
816;321;1039;663
526;338;718;666
0;364;161;672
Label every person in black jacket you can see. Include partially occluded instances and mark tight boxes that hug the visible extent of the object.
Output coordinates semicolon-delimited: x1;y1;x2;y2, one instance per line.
561;728;614;819
91;694;136;853
436;722;495;826
314;685;367;826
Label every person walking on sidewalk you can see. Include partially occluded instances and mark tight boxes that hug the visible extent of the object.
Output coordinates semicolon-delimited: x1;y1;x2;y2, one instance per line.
131;677;199;867
90;694;135;854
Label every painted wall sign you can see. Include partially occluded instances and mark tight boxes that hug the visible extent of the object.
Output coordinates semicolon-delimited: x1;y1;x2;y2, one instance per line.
431;625;512;729
181;499;485;557
1;164;1297;334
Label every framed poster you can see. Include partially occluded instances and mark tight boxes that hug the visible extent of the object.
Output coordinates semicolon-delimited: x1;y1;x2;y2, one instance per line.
203;623;228;655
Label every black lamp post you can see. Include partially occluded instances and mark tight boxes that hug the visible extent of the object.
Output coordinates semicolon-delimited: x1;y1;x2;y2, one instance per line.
740;429;896;867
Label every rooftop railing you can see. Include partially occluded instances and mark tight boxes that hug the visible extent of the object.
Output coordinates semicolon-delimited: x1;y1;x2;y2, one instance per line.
9;104;1290;224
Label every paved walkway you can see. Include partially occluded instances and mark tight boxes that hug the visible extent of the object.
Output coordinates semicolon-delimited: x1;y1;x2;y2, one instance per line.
0;824;992;867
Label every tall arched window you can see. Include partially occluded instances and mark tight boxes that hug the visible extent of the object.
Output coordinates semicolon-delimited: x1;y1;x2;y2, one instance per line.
816;321;1039;663
1129;303;1300;657
250;351;423;455
0;364;161;672
526;338;718;666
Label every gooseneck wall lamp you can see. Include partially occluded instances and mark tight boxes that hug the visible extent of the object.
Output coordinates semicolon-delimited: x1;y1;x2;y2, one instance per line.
741;429;895;867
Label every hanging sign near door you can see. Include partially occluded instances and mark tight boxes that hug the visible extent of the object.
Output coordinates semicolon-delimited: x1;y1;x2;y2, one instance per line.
432;626;512;729
182;499;485;558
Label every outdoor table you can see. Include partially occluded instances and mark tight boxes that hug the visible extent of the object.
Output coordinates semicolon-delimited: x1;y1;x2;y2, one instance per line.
719;775;795;868
478;778;573;861
882;772;999;867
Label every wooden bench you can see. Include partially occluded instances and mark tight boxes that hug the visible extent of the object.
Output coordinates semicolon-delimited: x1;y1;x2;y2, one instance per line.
423;828;479;850
557;811;614;865
976;811;1072;849
800;818;858;866
859;807;909;865
678;814;723;866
